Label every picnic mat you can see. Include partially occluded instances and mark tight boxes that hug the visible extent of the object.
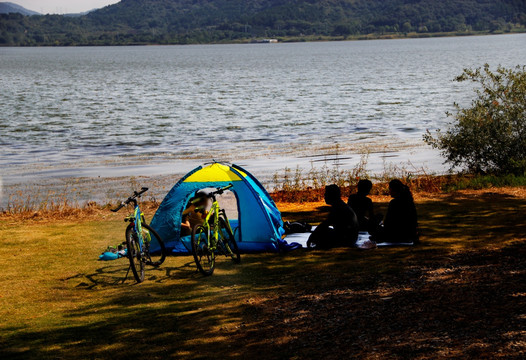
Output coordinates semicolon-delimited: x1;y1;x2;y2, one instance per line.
284;228;414;249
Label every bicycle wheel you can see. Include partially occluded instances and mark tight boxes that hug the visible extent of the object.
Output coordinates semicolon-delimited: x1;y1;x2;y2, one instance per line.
141;223;166;267
191;224;215;275
219;217;240;264
125;224;145;283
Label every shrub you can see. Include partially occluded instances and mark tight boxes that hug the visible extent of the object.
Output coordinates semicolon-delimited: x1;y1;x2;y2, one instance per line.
424;64;526;175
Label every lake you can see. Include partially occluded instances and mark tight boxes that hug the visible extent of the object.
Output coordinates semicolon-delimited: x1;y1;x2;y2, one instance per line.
1;34;525;203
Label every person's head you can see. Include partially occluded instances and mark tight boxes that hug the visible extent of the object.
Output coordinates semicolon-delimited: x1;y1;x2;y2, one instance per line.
189;191;209;210
324;184;341;205
357;179;373;195
388;179;413;201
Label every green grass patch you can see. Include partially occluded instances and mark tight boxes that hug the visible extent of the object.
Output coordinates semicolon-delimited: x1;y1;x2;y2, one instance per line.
444;174;526;191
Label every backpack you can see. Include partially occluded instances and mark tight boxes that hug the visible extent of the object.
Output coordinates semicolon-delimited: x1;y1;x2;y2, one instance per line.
283;221;312;234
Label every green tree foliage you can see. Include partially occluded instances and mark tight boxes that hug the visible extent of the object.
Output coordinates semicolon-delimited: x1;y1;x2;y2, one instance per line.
424;65;526;175
1;0;526;46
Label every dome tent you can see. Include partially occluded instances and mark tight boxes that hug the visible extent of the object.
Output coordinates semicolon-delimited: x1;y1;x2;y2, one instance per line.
149;163;286;253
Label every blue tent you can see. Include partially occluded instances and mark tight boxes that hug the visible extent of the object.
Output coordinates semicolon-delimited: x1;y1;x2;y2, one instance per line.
150;163;286;253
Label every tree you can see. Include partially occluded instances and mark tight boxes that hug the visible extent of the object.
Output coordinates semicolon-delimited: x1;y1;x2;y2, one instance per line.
424;65;526;175
401;21;412;33
332;23;351;37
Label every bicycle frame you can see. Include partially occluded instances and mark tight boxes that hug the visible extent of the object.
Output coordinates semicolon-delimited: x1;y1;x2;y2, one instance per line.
111;186;166;282
125;203;146;251
199;195;234;251
190;184;239;275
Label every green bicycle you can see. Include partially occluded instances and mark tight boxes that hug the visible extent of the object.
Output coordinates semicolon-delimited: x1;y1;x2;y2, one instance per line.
191;184;241;275
112;187;166;283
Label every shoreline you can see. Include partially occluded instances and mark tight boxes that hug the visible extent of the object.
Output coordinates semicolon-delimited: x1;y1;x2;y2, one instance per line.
2;30;525;47
0;144;445;209
263;30;526;45
3;171;525;220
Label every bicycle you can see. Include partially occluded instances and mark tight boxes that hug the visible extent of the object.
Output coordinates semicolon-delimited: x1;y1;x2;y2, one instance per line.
191;184;240;275
111;187;166;283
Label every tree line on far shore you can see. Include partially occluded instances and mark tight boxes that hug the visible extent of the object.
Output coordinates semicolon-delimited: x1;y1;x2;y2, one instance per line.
1;0;526;46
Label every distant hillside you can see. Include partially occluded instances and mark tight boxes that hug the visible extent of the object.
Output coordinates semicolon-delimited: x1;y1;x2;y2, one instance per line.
0;2;39;16
1;0;525;45
63;9;98;18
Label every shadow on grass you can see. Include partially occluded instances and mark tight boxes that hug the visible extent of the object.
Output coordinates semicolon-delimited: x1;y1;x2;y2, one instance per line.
236;242;526;359
418;192;526;248
69;259;199;289
1;192;525;359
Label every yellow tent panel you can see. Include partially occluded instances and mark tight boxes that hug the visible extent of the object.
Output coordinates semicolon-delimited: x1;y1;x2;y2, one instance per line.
183;163;246;183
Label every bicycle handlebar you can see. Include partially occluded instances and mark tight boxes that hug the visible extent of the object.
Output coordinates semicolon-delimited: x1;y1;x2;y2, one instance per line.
208;184;233;197
190;184;233;205
111;187;149;212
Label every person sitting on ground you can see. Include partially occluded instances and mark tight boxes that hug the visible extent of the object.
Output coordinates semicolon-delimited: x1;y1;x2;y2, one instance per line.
307;184;359;249
181;192;209;237
348;179;375;232
372;179;419;244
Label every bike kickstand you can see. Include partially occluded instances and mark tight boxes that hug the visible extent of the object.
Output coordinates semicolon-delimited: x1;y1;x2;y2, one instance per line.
122;265;131;284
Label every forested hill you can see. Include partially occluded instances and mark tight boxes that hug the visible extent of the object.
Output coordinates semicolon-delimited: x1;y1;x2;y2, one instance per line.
1;0;526;46
0;2;40;16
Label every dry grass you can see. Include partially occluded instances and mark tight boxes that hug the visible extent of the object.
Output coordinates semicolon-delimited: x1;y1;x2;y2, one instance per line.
0;187;525;359
271;160;526;203
0;200;160;223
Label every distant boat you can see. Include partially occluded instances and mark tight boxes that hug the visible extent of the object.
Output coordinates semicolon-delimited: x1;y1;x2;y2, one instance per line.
250;39;278;44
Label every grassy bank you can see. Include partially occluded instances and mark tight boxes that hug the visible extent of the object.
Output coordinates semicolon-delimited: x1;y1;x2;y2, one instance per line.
1;187;525;359
271;163;526;202
2;170;526;219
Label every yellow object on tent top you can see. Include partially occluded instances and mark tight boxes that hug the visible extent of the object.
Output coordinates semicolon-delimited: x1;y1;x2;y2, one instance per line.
183;163;246;183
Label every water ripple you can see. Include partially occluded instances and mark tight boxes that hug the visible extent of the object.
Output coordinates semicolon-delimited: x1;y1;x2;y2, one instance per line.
1;34;525;170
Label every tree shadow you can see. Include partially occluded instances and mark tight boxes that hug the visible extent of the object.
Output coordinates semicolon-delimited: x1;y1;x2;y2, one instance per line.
280;204;330;224
418;191;526;248
1;191;525;359
232;241;526;359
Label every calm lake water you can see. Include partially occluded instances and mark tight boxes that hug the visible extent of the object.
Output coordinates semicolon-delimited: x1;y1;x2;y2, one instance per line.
1;34;525;199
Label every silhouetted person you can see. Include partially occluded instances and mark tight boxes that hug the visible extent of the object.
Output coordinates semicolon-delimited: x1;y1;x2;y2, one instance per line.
307;184;359;249
372;179;419;244
348;179;375;232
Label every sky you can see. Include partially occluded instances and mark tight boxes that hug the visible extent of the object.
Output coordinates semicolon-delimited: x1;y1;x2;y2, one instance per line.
12;0;121;14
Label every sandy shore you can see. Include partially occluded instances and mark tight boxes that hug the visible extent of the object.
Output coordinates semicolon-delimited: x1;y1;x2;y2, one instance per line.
1;142;445;209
